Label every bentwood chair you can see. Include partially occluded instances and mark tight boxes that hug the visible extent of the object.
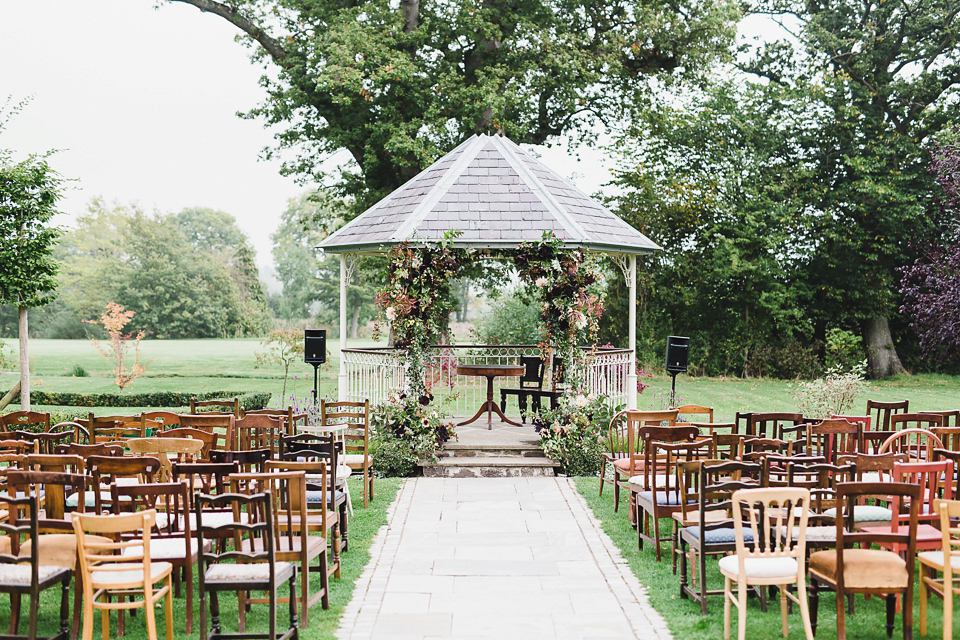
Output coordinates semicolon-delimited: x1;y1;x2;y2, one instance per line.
808;481;921;640
720;487;815;640
195;491;297;640
918;498;960;640
72;510;174;640
0;492;73;640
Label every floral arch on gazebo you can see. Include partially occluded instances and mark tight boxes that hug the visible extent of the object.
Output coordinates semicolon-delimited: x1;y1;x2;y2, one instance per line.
318;133;660;415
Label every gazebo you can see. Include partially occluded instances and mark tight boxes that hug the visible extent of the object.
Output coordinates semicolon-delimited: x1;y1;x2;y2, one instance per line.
319;133;659;411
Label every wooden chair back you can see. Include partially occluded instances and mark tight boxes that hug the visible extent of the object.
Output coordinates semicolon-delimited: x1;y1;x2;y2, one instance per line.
246;407;308;436
189;396;241;418
141;411;182;434
87;413;145;441
209;448;270;474
320;399;370;458
172;461;238;496
23;453;84;474
6;470;89;531
711;433;746;460
177;414;235;450
891;412;943;432
517;355;545;389
747;412;803;439
672;404;714;423
53;442;124;461
0;410;51;432
831;414;872;431
235;414;284;455
157;427;219;460
86;455;162;514
920;409;960;428
879;428;944;461
866;399;909;430
805;418;862;464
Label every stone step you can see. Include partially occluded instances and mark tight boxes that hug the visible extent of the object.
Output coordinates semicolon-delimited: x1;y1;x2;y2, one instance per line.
439;442;546;459
421;456;558;478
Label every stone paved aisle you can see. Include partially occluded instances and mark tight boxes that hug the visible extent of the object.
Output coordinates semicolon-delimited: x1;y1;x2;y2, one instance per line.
336;477;672;640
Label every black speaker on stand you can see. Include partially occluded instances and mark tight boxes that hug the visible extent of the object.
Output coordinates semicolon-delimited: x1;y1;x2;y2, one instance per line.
304;329;327;405
665;336;689;407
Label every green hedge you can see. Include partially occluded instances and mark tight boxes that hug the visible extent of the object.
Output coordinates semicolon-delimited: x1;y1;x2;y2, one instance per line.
1;390;273;411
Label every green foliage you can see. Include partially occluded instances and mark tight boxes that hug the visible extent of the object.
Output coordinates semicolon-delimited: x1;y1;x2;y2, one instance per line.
0;151;62;310
825;328;865;371
793;361;870;419
533;393;615;476
370;392;455;477
0;339;12;371
471;290;541;345
1;390;272;410
172;0;739;217
254;329;306;400
70;364;88;377
50;200;270;339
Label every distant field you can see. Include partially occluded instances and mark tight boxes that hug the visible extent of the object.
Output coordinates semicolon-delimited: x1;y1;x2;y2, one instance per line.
2;338;959;418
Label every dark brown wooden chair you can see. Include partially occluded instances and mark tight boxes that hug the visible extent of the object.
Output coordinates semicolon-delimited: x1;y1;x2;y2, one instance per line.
866;399;909;430
235;414;284;456
500;355;558;422
920;409;960;428
177;414;236;451
0;491;73;640
890;412;943;432
808;481;921;640
747;412;803;439
805;418;862;464
195;491;297;640
85;455;161;514
246;407;308;436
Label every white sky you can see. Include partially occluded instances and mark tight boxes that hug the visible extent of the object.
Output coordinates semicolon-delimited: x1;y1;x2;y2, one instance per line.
0;0;616;276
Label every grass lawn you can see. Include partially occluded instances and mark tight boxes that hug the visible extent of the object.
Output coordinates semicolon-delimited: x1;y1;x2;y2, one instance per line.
574;476;959;640
0;476;401;640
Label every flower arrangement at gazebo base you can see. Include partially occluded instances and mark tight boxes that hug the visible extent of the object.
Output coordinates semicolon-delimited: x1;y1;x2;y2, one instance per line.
370;391;456;477
532;393;617;476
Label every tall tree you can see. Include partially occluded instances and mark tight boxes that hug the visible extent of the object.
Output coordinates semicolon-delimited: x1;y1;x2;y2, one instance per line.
0;149;63;409
741;0;960;377
167;0;738;214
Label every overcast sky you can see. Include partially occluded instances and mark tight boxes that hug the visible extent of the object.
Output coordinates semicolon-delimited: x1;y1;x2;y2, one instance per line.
0;0;618;276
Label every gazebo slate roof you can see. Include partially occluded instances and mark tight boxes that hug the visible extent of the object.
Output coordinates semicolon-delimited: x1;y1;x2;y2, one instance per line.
318;133;660;255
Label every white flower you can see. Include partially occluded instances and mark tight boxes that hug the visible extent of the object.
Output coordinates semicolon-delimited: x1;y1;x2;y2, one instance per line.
572;394;589;409
535;277;548;288
571;309;587;330
385;306;397;321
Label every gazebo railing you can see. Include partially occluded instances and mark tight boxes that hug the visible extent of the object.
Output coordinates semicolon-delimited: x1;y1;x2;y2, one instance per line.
340;345;632;413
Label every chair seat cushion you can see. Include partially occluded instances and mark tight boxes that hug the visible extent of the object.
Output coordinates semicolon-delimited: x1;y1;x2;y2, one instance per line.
305;489;346;505
672;510;728;526
20;534;113;568
684;526;754;545
821;505;892;523
0;564;69;587
809;549;908;590
634;490;693;506
341;453;373;467
918;550;960;571
718;555;799;580
860;523;943;543
628;474;676;490
121;537;201;560
790;525;836;542
90;561;172;588
614;458;645;473
206;561;294;583
192;511;251;530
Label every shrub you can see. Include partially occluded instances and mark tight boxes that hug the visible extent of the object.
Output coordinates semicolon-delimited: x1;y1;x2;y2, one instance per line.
370;392;454;477
471;291;542;345
533;393;619;476
793;360;870;419
71;364;89;377
826;328;865;370
0;339;12;371
0;390;272;410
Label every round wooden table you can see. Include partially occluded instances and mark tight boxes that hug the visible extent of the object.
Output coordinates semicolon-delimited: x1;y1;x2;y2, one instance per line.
456;364;526;429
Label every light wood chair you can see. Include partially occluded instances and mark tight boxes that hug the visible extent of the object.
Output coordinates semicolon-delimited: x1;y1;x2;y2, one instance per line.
919;498;960;640
72;509;174;640
672;404;714;423
321;400;373;507
189;397;242;418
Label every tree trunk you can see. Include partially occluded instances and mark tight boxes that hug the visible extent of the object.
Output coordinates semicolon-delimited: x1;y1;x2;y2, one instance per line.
863;316;907;379
350;306;361;340
18;305;29;410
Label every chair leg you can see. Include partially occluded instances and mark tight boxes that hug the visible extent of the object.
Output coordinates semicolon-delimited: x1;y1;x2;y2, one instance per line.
164;577;174;640
321;549;331;609
699;546;709;615
780;583;789;637
103;598;112;640
809;578;820;636
599;460;607;497
28;592;39;640
652;513;662;562
288;568;298;634
919;571;928;637
723;576;732;640
836;586;846;640
145;589;158;640
945;573;953;640
269;582;277;640
10;593;20;634
797;579;814;640
81;593;94;640
237;589;246;632
301;561;310;628
185;563;193;634
614;474;621;513
59;576;71;639
738;580;748;640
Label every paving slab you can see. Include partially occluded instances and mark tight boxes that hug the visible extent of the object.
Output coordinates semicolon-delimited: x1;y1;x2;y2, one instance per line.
336;477;672;640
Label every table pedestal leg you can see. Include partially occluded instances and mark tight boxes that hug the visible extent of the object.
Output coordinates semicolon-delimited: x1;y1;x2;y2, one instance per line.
457;375;523;428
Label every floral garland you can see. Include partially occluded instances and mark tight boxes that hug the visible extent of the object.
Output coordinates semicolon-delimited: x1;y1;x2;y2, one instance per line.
373;231;471;398
513;231;605;388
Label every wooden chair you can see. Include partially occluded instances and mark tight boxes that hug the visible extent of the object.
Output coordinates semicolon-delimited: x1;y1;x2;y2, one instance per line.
229;471;328;628
177;414;235;451
747;412;804;439
194;491;297;640
110;481;205;634
600;410;629;498
610;409;680;514
499;355;558;422
742;437;793;463
209;449;270;475
321;399;373;507
720;487;815;640
265;458;342;580
72;509;174;640
235;414;284;456
878;428;944;461
0;411;51;433
6;470;99;639
633;430;709;561
17;423;74;455
171;461;240;551
808;481;921;640
918;498;960;640
779;461;857;550
127;437;205;482
0;492;73;640
711;433;746;460
831;414;872;431
140;411;182;434
23;454;84;475
189;397;241;418
890;412;943;433
672;404;714;423
85;455;161;514
735;412;753;435
805;418;862;464
866;399;909;430
247;407;308;436
156;427;219;460
679;459;763;614
277;433;350;549
920;409;960;428
861;460;953;553
83;413;145;442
